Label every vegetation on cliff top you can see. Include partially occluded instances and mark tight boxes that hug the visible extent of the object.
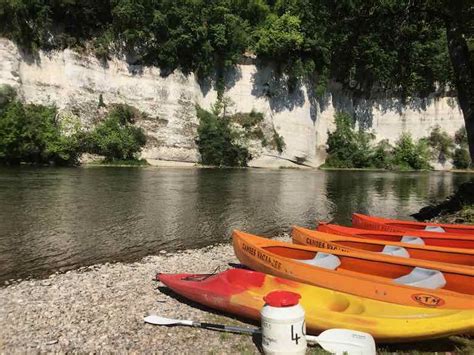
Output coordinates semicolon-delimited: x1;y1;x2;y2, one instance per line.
1;1;467;97
0;1;472;164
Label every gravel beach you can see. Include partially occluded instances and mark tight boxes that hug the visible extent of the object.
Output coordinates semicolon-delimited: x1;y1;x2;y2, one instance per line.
0;241;266;354
1;235;472;354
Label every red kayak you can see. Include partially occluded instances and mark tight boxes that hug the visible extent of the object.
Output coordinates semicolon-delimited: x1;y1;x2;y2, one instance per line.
307;224;474;267
352;213;474;240
157;269;474;342
318;223;474;250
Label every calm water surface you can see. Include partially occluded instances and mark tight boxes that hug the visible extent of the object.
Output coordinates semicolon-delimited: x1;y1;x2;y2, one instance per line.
0;167;472;282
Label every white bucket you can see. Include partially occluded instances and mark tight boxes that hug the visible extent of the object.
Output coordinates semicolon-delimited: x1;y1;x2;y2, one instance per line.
261;291;307;355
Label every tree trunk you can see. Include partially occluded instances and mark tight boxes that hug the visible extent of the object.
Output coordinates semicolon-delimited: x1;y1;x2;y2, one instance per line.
445;17;474;164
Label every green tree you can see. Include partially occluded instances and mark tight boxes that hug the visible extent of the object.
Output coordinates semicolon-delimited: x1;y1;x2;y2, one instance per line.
371;139;393;169
254;13;304;59
0;0;472;158
196;106;251;166
392;133;432;170
453;148;471;169
325;112;375;168
86;104;147;161
453;127;471;168
427;126;455;163
0;101;82;165
454;127;468;148
439;0;474;164
0;84;17;107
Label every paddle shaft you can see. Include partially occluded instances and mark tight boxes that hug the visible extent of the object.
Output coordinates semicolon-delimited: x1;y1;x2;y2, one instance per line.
193;321;259;335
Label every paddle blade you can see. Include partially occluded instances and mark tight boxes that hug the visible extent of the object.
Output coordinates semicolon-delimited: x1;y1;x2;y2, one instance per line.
144;315;193;326
311;329;376;355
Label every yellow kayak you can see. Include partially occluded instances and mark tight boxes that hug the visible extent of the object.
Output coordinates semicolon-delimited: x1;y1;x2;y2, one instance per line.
158;269;474;342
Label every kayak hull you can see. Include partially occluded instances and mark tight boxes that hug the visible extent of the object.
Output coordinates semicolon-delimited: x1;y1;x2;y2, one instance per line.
296;225;474;268
233;229;474;309
352;214;474;244
158;269;474;342
319;222;474;251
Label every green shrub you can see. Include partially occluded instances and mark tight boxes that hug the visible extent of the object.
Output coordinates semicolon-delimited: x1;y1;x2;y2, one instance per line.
270;129;286;154
254;13;304;60
325;112;375;168
324;113;435;170
427;126;454;162
85;105;147;161
0;89;147;166
371;139;393;169
0;84;16;107
454;127;468;148
230;110;267;143
231;110;264;129
196;106;251;167
453;148;471;169
392;133;432;170
0;101;82;165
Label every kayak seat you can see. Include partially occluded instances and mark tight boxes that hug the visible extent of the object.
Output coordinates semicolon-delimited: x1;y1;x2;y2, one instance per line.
424;225;445;233
381;245;410;258
400;236;425;245
393;267;446;289
298;252;341;270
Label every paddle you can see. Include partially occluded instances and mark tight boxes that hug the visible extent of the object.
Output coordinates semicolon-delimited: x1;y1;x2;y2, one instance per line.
311;328;376;355
144;315;376;354
144;315;256;335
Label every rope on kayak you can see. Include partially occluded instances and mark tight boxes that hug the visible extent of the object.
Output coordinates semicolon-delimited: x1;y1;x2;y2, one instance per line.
182;266;222;282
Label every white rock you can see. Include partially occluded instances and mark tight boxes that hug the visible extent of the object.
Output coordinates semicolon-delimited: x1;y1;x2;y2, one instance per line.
0;38;465;169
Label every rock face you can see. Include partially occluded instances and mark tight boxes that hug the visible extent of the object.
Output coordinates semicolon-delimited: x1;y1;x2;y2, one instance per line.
0;38;465;168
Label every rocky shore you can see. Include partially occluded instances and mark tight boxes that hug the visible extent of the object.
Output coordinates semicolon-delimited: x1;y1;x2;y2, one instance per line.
1;235;472;354
0;242;264;354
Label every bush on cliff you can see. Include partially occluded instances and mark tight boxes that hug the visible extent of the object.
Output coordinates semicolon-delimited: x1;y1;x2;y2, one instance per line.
427;126;455;163
195;106;251;167
392;133;432;170
453;148;471;169
270;129;286;154
371;139;393;169
452;127;471;169
0;86;147;165
0;87;83;166
0;84;17;107
85;104;147;161
324;112;433;170
325;112;375;168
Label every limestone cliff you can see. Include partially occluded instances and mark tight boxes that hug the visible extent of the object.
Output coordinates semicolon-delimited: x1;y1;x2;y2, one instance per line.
0;38;465;168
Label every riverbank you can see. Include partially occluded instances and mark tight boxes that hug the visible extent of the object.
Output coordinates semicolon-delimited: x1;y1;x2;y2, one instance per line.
0;243;258;354
1;236;472;354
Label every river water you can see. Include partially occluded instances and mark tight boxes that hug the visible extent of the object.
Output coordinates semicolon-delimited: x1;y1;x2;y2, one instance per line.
0;167;471;282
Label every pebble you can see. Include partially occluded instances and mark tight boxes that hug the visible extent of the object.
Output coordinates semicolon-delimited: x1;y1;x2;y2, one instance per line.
0;240;291;354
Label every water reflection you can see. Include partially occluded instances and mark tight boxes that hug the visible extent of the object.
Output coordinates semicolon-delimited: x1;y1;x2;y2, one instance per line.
0;167;471;281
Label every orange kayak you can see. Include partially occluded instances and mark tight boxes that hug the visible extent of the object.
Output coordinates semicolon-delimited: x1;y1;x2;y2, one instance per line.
233;230;474;309
353;213;474;238
318;223;474;250
158;269;474;342
292;226;474;268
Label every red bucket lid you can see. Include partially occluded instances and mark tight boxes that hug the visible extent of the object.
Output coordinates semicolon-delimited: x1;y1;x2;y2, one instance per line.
263;291;301;307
